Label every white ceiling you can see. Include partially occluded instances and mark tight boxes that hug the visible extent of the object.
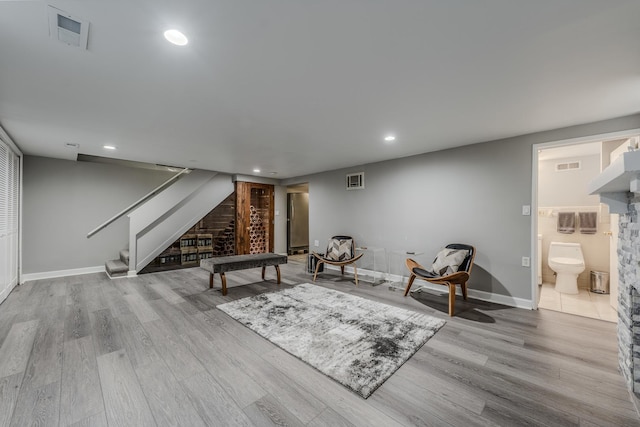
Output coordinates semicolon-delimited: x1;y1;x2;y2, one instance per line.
1;1;639;179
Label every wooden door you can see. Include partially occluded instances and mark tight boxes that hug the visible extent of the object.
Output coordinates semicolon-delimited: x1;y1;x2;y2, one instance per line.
235;182;275;255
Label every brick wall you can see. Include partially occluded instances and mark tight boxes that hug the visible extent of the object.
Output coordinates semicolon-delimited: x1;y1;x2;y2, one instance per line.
618;194;640;393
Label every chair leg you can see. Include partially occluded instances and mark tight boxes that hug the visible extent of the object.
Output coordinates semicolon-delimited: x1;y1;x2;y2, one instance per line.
461;282;468;300
448;283;456;316
341;265;345;275
404;275;416;296
353;265;359;286
313;261;323;282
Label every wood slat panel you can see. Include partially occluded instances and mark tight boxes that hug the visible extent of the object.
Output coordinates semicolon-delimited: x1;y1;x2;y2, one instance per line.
96;350;155;427
0;319;39;378
0;259;637;426
59;336;104;426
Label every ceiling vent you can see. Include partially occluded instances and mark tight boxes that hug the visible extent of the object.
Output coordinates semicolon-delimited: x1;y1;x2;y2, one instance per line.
48;6;89;49
555;161;581;172
346;172;364;190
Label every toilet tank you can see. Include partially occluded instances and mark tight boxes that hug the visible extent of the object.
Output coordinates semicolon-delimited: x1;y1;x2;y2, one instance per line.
548;242;584;260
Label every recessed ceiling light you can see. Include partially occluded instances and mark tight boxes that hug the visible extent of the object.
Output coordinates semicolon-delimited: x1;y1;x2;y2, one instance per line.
269;172;278;175
164;29;188;46
253;169;261;173
65;142;78;148
103;145;116;150
384;135;396;142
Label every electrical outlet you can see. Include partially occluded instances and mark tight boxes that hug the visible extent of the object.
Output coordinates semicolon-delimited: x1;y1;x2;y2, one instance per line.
522;205;531;215
314;240;319;247
522;256;530;267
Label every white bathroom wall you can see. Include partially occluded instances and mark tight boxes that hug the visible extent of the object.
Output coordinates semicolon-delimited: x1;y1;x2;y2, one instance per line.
538;153;610;288
538;154;602;206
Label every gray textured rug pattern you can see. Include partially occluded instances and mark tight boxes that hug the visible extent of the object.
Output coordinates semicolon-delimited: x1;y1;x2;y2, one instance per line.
217;283;446;398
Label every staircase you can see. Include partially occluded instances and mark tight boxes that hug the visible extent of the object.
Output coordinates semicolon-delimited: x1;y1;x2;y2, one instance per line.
105;249;130;278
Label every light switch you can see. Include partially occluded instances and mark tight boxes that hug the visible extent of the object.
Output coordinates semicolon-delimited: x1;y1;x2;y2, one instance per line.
522;257;530;267
275;210;280;216
314;240;319;247
522;205;531;216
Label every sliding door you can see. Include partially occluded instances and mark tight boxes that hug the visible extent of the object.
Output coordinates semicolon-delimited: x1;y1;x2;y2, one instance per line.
0;139;20;303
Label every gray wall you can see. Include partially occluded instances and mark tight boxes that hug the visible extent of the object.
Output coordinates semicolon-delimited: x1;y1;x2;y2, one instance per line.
23;156;174;274
287;113;640;301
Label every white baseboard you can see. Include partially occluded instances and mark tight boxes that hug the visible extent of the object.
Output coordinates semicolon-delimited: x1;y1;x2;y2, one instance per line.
325;264;533;310
412;282;534;310
21;265;105;284
0;278;18;305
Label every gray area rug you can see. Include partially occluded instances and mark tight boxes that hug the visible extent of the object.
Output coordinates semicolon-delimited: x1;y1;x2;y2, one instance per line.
217;283;446;398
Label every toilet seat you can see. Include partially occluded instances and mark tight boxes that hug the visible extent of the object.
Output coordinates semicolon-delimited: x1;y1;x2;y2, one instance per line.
549;257;584;267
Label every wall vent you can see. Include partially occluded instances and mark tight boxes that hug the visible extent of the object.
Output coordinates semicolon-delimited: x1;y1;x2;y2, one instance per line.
346;172;364;190
48;6;89;49
555;161;581;172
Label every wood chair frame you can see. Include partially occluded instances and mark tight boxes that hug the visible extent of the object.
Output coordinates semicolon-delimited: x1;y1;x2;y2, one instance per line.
404;244;476;316
312;236;364;286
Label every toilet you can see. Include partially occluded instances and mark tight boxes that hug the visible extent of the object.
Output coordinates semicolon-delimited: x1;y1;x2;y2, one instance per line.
548;242;585;294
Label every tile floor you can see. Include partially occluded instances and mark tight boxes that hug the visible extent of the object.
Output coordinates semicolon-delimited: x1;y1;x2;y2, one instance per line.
538;282;618;322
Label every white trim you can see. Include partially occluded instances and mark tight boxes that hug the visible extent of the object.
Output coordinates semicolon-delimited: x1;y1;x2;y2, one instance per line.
325;265;534;310
0;277;18;305
18;154;23;293
0;124;23;289
410;281;534;310
0;125;23;157
21;265;104;283
531;144;539;309
531;127;640;312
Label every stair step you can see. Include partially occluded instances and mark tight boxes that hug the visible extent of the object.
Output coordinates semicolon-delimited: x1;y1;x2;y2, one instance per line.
105;259;128;278
119;249;130;265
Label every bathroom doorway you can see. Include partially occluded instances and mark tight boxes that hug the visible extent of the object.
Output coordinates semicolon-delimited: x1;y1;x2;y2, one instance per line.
532;133;639;322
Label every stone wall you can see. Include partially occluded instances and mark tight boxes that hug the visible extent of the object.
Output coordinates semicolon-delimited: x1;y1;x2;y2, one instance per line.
618;194;640;393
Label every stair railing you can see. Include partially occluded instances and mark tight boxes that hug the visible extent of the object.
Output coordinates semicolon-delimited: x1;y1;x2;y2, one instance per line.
86;168;191;238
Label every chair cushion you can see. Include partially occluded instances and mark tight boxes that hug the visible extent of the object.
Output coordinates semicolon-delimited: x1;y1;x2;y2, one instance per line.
412;267;440;278
431;248;469;276
325;238;353;261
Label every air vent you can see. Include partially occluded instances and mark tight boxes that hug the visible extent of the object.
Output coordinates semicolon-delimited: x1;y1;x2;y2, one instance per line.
48;6;89;49
346;172;364;190
555;161;581;172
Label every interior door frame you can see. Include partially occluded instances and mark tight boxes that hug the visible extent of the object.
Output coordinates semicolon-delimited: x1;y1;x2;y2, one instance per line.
530;128;640;310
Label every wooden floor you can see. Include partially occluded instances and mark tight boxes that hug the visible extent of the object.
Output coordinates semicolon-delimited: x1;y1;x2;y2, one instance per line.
1;257;638;426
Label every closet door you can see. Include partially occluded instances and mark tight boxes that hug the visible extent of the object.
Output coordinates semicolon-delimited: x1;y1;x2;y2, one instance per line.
0;140;20;302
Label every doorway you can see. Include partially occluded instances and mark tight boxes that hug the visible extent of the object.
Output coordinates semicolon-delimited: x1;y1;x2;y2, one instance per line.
286;183;309;255
532;132;639;321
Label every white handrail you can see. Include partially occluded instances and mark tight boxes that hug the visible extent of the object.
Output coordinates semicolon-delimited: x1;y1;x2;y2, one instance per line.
86;168;191;238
